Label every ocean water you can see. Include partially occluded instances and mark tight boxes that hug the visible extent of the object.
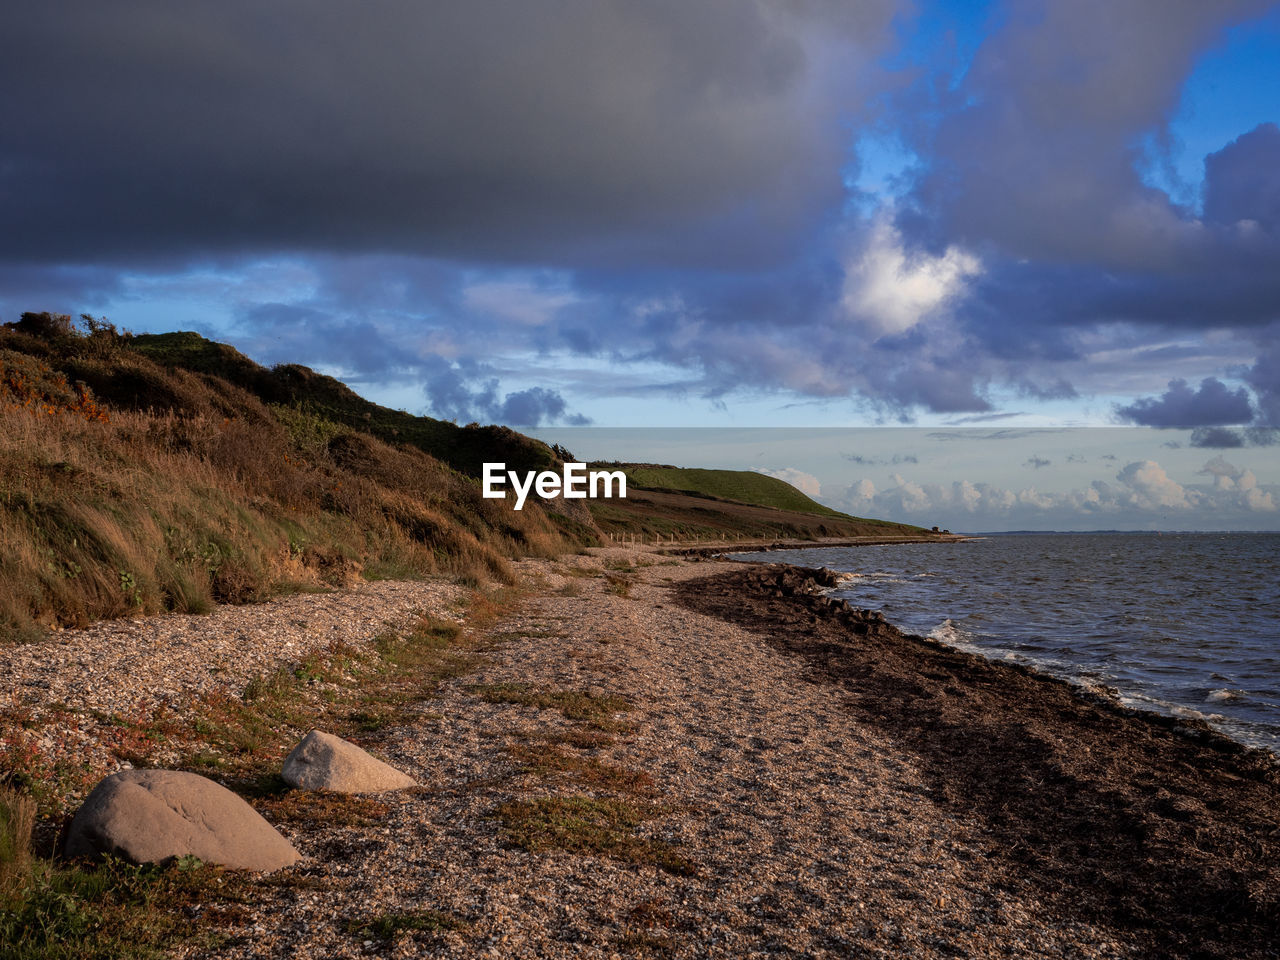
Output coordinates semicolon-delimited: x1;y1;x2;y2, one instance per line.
732;533;1280;753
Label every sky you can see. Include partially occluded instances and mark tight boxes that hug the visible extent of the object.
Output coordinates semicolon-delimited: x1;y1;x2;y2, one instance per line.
3;1;1279;530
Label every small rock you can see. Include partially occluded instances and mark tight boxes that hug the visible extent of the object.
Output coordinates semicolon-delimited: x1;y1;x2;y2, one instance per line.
64;769;300;872
282;729;417;793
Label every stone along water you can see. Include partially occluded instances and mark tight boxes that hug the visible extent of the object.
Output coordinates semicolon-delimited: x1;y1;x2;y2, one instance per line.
733;533;1280;753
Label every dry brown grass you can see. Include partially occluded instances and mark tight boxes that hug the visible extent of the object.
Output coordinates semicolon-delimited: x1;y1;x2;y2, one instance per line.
0;787;36;887
465;682;632;731
493;796;694;876
508;742;656;795
0;334;577;642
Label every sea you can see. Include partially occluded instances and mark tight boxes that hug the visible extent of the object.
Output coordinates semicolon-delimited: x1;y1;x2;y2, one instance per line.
731;532;1280;754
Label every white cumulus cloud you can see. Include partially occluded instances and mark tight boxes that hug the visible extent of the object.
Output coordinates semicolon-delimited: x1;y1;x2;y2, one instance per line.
760;467;822;497
1115;460;1194;510
841;216;982;338
826;456;1278;530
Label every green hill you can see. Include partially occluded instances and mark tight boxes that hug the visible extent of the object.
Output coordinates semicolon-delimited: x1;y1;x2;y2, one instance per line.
619;465;853;519
581;464;925;541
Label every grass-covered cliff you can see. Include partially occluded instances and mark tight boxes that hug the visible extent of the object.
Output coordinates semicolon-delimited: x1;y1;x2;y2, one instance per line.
1;312;920;642
0;313;581;642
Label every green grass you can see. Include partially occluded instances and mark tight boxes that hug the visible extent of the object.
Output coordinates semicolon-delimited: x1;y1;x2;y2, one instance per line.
345;909;467;941
3;782;234;960
493;796;694;875
0;849;240;960
618;465;854;519
465;682;631;730
507;742;655;795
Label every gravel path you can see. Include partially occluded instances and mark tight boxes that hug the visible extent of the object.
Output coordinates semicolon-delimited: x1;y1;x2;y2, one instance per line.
0;580;463;798
182;550;1135;958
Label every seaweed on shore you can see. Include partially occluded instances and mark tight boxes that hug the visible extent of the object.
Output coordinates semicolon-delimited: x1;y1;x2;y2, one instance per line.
676;563;1280;960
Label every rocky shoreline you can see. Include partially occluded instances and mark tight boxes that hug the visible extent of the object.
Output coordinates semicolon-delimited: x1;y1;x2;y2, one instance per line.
677;561;1280;959
3;545;1277;958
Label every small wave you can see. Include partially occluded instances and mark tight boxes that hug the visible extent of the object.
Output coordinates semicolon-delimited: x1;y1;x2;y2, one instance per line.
928;618;968;646
1120;693;1211;722
1208;688;1247;704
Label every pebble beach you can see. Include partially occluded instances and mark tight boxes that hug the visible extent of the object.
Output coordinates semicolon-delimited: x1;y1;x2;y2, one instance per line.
3;544;1277;958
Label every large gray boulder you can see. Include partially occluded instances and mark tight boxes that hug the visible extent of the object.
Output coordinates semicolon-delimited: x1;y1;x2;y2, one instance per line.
64;769;300;872
281;730;417;793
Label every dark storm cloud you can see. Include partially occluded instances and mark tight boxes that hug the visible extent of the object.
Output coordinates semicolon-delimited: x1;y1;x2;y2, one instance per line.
901;0;1275;267
240;302;407;377
1115;377;1255;428
1189;427;1246;448
421;356;588;427
1185;427;1279;448
0;0;896;269
890;0;1280;416
1204;123;1280;230
216;290;591;426
0;265;126;317
1246;427;1280;446
498;388;591;427
1245;333;1280;427
3;0;1277;426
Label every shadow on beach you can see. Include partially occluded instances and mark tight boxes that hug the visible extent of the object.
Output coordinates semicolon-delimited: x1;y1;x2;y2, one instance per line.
676;564;1280;960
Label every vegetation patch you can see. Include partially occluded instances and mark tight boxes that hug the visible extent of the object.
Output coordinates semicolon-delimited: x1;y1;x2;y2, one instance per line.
0;806;248;960
493;796;694;876
0;583;523;960
507;743;655;795
465;683;631;730
515;727;616;750
345;909;467;941
603;572;634;597
556;564;597;579
0;316;577;644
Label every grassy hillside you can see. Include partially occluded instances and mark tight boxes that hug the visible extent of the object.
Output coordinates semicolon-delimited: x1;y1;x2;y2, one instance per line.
588;487;923;541
1;312;923;641
0;314;583;642
128;331;559;479
618;464;856;519
587;465;925;541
